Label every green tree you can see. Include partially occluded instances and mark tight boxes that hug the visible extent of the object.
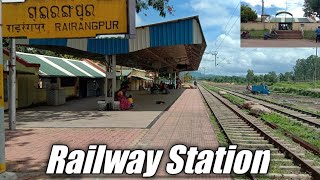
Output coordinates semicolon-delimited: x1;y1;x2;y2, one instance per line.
184;73;193;83
241;5;258;23
303;0;320;17
293;55;320;82
246;69;255;83
136;0;174;17
286;72;293;81
267;71;278;84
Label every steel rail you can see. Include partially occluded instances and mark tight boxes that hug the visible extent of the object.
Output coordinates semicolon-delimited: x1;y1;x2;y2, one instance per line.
214;85;320;128
199;85;320;179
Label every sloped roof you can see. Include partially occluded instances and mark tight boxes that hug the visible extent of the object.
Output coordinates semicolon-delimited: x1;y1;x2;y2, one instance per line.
17;52;105;78
17;16;206;72
256;17;316;23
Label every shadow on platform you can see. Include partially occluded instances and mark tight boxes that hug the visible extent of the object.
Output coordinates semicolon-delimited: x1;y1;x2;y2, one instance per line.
4;90;185;129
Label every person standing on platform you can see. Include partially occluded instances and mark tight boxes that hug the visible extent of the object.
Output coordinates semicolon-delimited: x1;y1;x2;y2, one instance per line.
315;26;320;43
93;80;100;97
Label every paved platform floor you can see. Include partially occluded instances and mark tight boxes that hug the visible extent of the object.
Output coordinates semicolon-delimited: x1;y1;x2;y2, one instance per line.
5;89;228;179
4;90;184;129
241;39;320;47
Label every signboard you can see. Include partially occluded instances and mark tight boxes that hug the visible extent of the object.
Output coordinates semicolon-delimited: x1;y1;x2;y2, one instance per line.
2;0;131;38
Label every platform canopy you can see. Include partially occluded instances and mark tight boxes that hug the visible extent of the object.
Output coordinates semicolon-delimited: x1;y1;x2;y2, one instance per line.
16;16;207;73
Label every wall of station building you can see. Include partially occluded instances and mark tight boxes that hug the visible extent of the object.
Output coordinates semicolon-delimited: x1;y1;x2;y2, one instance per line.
241;22;320;31
3;73;105;110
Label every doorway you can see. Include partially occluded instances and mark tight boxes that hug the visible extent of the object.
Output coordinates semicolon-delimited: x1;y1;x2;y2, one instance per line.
278;23;292;30
79;78;88;98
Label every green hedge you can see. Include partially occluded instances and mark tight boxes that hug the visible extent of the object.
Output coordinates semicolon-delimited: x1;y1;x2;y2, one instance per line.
246;30;269;39
243;30;317;40
304;31;316;40
270;87;320;98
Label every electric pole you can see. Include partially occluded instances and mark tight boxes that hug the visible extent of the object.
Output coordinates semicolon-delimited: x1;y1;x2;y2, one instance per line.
213;52;218;67
262;0;265;29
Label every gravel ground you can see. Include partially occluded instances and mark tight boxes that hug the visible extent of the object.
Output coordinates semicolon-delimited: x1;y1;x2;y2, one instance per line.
210;83;320;113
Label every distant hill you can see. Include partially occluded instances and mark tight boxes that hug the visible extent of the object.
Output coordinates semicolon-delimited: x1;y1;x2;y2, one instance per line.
190;71;205;78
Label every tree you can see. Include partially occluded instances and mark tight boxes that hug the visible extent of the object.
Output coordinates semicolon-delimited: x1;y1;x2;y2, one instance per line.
246;69;255;83
293;55;320;81
184;73;193;83
286;72;293;81
303;0;320;17
136;0;174;17
266;71;278;84
241;5;258;23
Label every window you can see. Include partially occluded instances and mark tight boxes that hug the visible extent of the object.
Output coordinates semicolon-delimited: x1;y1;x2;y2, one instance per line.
61;77;76;87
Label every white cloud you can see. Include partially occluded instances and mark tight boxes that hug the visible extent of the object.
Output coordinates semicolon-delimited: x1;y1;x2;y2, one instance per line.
136;13;145;27
242;0;305;17
191;0;317;76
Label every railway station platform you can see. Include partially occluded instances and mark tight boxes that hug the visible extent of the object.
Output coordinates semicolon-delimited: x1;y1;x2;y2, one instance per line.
4;89;184;129
5;89;227;179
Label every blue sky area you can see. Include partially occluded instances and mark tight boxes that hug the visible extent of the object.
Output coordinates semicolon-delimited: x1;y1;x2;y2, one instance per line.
136;0;316;76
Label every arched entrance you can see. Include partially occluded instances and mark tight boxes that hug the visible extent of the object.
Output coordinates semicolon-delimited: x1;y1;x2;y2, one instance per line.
275;11;294;30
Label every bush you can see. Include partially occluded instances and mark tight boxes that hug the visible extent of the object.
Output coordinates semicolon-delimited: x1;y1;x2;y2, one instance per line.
303;30;316;40
247;30;269;39
270;86;320;98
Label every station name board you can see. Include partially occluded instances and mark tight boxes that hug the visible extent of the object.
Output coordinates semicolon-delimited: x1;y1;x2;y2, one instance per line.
3;0;129;38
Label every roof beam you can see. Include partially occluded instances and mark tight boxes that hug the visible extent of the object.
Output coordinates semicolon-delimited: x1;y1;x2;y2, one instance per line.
144;48;178;71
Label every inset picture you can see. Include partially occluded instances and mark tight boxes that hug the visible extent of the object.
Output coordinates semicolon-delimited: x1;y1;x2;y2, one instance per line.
241;0;320;48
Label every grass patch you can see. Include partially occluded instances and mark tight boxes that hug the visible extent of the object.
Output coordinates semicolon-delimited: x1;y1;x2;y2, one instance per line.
246;30;269;39
222;94;245;106
261;113;320;149
304;30;317;40
208;87;220;93
210;116;228;146
271;82;320;90
271;130;320;166
270;86;320;98
298;108;320;115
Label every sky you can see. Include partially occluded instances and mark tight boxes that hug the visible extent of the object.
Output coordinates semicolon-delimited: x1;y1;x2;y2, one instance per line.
136;0;317;76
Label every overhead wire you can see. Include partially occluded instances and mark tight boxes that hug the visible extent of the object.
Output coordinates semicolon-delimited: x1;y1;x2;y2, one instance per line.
207;2;241;54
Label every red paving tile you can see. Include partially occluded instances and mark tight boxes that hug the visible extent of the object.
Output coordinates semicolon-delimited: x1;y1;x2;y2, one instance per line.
5;128;147;173
4;89;229;179
135;89;228;179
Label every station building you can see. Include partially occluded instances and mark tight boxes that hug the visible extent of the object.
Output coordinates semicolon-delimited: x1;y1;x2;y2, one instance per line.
241;11;320;38
15;16;206;109
3;51;153;109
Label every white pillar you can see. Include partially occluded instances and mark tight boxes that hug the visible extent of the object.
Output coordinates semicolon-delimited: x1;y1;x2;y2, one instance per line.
174;72;177;89
104;55;116;110
9;39;16;130
105;55;109;103
112;55;116;102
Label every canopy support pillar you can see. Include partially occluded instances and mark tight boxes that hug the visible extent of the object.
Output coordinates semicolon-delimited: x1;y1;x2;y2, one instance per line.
105;55;116;110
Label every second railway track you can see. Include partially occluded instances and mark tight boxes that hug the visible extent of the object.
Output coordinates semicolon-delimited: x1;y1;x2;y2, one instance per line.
211;85;320;128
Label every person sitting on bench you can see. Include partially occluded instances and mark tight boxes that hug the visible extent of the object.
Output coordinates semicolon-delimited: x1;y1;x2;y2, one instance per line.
160;81;170;94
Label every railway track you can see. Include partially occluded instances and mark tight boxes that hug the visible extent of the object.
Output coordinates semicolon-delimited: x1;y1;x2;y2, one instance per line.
212;85;320;129
199;85;320;179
